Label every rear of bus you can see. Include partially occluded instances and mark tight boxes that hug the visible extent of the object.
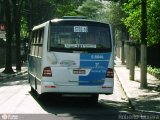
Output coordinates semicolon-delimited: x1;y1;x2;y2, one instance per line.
41;19;114;101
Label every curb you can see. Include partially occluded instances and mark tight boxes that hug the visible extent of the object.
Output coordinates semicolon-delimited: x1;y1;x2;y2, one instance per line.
114;69;136;111
115;68;160;115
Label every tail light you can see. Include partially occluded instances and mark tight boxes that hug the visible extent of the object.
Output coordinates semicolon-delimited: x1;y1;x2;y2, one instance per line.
106;68;114;78
43;67;52;77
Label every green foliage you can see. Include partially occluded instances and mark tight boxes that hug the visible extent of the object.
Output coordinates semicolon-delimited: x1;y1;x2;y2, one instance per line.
147;66;160;79
47;0;81;18
20;0;84;38
102;2;128;44
122;0;141;42
122;0;160;46
147;0;160;45
147;66;160;74
20;17;28;39
77;0;104;19
106;2;125;27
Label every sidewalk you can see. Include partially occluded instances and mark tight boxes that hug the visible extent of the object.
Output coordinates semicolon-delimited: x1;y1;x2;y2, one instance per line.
115;57;160;114
0;65;28;81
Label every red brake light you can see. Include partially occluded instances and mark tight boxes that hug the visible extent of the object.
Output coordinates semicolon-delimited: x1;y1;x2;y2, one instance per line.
43;67;52;77
106;68;114;78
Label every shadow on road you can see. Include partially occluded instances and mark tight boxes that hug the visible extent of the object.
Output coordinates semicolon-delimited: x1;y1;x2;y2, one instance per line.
29;91;132;120
0;74;28;86
147;84;160;92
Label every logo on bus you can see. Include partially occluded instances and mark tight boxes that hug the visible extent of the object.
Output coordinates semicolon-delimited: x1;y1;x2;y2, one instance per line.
60;60;76;66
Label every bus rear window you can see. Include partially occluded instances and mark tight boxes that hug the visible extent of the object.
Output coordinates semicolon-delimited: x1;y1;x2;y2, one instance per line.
49;24;111;53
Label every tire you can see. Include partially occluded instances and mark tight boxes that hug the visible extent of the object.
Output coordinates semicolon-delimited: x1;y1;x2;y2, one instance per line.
30;87;35;93
36;92;42;100
91;94;99;104
30;87;42;100
28;75;30;83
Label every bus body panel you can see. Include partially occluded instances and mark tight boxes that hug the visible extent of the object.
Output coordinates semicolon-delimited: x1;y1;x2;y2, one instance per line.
28;57;42;90
79;53;110;86
41;52;111;85
28;22;49;94
39;51;114;94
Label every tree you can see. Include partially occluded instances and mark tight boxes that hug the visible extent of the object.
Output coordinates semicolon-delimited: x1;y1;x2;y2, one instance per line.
26;0;82;29
147;0;160;45
106;2;125;27
12;0;23;71
47;0;81;17
140;0;147;88
122;0;141;43
1;0;90;74
122;0;148;88
3;0;14;73
105;1;128;65
77;0;104;20
0;0;5;22
122;0;160;46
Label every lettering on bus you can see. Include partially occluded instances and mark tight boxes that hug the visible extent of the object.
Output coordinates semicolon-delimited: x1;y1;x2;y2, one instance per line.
65;44;96;48
91;55;104;59
74;26;88;33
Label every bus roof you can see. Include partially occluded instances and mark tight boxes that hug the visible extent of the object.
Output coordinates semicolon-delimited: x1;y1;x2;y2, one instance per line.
32;21;49;31
32;17;109;31
50;18;109;25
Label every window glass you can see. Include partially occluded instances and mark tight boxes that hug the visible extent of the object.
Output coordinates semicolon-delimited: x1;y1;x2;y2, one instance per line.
50;24;111;53
30;29;44;57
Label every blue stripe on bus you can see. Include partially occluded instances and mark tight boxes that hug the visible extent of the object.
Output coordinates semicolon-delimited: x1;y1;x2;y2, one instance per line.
79;53;111;86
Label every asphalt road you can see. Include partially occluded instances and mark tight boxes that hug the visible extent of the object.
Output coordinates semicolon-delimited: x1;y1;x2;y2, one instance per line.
0;73;145;120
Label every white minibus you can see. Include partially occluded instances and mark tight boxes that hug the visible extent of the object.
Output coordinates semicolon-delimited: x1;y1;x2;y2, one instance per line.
28;17;114;103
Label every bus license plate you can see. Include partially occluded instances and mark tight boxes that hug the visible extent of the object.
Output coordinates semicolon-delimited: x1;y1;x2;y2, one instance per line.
73;69;86;74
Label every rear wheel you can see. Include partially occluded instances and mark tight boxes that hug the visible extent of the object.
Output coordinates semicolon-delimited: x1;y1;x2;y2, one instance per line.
28;74;30;83
85;94;99;105
91;94;99;104
36;93;43;100
37;93;62;103
30;87;35;93
30;86;43;100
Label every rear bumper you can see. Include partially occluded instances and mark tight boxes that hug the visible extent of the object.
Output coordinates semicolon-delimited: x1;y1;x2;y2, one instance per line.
41;80;114;95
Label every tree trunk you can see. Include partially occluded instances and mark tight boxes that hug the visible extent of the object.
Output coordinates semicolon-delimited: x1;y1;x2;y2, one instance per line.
129;43;135;80
140;0;147;88
3;0;14;74
13;0;21;71
126;42;130;69
140;44;147;88
120;29;125;65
